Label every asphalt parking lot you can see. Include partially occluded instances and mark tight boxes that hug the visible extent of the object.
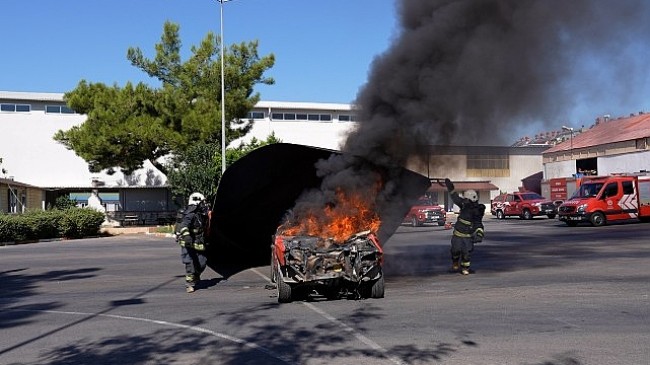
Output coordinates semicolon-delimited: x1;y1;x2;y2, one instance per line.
1;216;648;365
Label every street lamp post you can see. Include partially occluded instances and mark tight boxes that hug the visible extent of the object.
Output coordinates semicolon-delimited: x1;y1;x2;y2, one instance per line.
219;0;228;175
562;125;574;159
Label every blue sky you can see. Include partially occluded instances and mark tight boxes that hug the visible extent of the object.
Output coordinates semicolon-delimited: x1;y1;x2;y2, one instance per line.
0;0;397;104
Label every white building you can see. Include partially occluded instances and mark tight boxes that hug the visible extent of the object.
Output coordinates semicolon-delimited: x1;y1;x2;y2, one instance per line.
1;90;552;217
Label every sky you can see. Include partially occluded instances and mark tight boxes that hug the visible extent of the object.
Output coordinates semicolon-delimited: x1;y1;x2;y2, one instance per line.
0;0;397;104
2;0;650;141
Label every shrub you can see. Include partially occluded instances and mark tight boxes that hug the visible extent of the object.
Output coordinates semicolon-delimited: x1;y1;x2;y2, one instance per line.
0;208;105;242
58;208;105;239
0;215;31;242
21;210;65;239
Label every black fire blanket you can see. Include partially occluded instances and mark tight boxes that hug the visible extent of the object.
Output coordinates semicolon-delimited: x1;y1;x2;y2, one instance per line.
206;143;430;277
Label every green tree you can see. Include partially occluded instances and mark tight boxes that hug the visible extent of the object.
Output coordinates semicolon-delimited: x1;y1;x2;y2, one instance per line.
54;21;275;177
166;133;281;204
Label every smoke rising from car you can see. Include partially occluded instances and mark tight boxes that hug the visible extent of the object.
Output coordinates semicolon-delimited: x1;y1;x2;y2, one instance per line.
288;0;650;242
345;0;650;167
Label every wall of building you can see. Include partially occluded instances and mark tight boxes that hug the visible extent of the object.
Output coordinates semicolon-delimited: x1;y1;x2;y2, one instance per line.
597;150;650;175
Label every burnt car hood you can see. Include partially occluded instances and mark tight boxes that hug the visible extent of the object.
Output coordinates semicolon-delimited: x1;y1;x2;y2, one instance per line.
206;143;430;276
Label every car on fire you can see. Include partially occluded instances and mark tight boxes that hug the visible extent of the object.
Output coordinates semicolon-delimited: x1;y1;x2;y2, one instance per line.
491;191;557;220
271;230;384;303
402;196;447;227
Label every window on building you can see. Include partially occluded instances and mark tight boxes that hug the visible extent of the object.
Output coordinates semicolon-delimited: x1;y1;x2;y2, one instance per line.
319;114;332;122
338;114;357;122
466;153;510;177
1;103;31;112
308;114;320;121
46;105;76;114
247;111;264;119
271;113;284;120
296;113;307;120
284;113;296;121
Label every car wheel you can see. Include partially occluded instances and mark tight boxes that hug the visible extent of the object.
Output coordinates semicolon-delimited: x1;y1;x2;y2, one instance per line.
523;209;532;220
437;220;446;226
496;210;505;219
277;276;293;303
590;212;606;227
547;214;556;219
411;217;419;227
565;221;578;227
370;274;385;299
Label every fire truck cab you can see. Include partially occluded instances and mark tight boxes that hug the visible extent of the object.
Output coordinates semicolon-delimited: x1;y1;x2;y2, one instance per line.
558;173;650;226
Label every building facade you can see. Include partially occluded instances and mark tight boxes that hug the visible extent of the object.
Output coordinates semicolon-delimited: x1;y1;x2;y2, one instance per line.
1;90;553;217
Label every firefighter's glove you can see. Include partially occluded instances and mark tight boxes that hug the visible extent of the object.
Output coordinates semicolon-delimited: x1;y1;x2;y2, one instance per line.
182;235;193;246
445;178;455;192
472;228;484;243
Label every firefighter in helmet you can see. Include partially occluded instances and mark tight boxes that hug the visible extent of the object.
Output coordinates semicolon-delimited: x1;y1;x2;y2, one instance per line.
176;192;210;293
445;178;485;275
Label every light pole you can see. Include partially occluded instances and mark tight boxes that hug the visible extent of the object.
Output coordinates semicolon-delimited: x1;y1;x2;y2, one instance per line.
562;125;574;159
219;0;228;175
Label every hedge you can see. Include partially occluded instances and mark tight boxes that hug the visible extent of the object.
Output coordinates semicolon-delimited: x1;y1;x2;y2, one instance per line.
0;208;105;243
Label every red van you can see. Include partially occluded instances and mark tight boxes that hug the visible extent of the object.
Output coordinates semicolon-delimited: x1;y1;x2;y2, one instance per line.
558;174;650;226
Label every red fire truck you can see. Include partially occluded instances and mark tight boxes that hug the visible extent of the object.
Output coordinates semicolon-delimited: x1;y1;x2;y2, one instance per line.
558;173;650;226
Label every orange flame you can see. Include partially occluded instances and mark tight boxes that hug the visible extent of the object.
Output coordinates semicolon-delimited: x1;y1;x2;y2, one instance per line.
280;187;381;243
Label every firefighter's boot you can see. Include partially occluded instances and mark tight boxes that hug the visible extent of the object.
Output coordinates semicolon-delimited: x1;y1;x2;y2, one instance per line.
449;260;460;273
460;262;471;275
185;274;198;293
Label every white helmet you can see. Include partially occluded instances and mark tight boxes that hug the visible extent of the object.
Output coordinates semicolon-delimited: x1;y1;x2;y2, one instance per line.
188;192;206;206
463;189;478;202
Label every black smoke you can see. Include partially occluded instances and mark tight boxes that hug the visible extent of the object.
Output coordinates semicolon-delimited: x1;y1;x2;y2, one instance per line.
287;0;650;242
346;0;650;165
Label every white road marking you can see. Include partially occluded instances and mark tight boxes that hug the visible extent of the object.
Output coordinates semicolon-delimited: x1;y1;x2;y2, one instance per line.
8;309;294;365
251;268;406;365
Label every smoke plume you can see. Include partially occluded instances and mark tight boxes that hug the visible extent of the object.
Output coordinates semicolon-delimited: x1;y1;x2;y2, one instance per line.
287;0;650;239
346;0;650;166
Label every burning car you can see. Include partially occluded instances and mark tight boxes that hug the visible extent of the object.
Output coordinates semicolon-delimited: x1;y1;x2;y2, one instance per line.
271;230;384;303
207;143;430;300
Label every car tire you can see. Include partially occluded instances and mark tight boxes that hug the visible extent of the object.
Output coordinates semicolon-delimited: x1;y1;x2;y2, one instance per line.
496;210;505;219
522;209;532;220
277;277;293;303
590;211;606;227
370;274;385;299
547;214;556;219
437;220;446;226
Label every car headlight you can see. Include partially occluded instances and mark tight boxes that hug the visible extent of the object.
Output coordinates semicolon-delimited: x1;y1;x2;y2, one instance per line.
533;202;542;207
577;204;588;213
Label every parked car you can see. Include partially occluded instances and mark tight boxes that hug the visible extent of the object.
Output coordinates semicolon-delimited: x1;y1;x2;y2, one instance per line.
271;230;384;303
402;196;447;227
491;192;557;219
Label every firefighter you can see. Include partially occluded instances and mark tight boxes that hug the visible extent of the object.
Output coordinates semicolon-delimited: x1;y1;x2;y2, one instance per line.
445;178;485;275
176;192;210;293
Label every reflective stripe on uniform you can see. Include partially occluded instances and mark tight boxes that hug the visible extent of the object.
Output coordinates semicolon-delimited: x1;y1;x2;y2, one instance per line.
453;230;472;238
457;217;471;226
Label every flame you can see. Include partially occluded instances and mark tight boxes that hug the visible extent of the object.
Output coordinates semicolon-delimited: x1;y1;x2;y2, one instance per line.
280;187;381;243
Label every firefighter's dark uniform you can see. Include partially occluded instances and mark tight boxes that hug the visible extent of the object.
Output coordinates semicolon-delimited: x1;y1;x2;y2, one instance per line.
176;201;209;292
446;179;485;275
